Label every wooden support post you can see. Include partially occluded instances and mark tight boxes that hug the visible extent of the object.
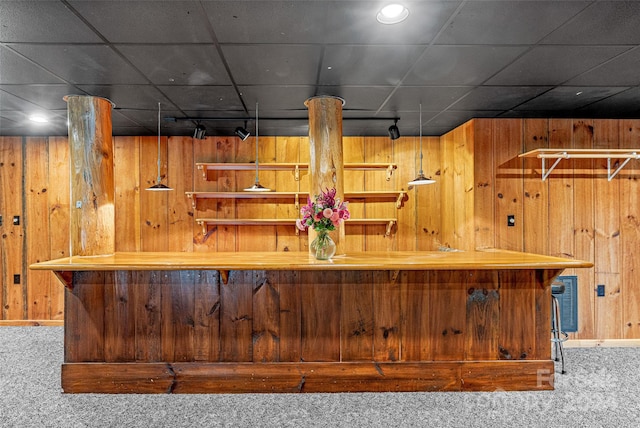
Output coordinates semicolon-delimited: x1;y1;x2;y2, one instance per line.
65;95;115;257
305;95;345;254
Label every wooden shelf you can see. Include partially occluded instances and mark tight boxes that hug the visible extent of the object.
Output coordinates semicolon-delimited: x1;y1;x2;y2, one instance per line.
196;162;398;181
186;190;406;210
195;218;397;236
519;148;640;181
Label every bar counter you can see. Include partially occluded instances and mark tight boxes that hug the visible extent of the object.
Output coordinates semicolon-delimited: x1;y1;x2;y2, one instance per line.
31;249;591;394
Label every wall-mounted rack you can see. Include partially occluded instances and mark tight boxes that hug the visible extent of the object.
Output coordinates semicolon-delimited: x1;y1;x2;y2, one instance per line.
195;218;397;237
196;162;398;181
519;149;640;181
186;190;406;210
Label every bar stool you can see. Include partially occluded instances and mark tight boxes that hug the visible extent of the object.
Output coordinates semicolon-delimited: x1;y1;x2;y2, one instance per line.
551;281;568;374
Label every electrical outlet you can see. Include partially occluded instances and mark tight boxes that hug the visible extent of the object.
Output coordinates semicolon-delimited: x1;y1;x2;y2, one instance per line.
12;216;20;226
13;274;20;284
507;215;515;227
0;215;3;226
597;284;605;297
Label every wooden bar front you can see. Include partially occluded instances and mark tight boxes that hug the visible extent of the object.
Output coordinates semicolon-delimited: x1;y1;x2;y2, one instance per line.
31;250;592;393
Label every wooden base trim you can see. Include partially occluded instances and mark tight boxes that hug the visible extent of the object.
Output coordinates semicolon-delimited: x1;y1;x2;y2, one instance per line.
61;361;555;394
0;320;64;326
565;339;640;348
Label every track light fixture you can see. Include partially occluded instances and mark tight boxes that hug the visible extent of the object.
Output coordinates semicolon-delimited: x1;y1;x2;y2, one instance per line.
235;122;250;141
193;123;206;140
388;119;400;140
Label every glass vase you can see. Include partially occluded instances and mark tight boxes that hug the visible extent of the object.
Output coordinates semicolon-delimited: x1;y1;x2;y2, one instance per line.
310;232;336;260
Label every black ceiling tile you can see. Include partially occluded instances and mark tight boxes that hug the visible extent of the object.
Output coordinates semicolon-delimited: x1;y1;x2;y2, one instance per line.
67;0;213;43
323;1;461;44
435;1;589;45
486;46;630;86
450;86;553;111
0;84;84;110
565;47;640;87
158;85;244;111
222;45;322;85
541;1;640;45
405;46;528;86
76;85;175;110
0;88;46;111
576;87;640;117
118;45;231;86
0;110;67;135
237;86;316;111
202;1;328;44
317;86;395;112
319;45;425;86
0;1;102;43
7;44;147;85
514;86;629;111
382;87;473;112
0;46;66;85
427;111;501;128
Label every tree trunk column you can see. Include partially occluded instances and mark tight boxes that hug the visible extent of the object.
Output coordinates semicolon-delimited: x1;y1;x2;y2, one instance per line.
65;95;115;257
305;95;345;254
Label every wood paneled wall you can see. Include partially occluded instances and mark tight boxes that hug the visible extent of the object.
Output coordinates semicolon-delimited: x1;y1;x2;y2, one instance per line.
441;118;640;340
2;119;639;342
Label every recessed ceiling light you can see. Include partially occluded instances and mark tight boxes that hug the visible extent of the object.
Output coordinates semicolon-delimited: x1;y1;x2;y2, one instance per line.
29;114;48;123
377;3;409;24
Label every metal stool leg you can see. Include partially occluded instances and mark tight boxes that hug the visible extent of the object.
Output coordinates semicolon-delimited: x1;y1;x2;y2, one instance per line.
551;295;567;374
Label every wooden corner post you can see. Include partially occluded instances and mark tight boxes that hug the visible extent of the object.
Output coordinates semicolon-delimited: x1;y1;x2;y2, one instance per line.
65;95;115;257
305;95;345;254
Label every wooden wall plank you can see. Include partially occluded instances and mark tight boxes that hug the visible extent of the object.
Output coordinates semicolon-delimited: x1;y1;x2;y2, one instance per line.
572;120;596;339
252;270;280;362
134;271;162;362
114;137;141;252
66;271;105;362
594;122;621;339
498;270;535;360
48;137;69;319
465;270;499;360
275;136;302;252
522;119;549;254
473;120;495;249
193;137;222;252
104;271;135;362
25;137;51;320
365;137;395;251
193;270;220;361
494;119;524;251
167;137;194;252
161;271;195;362
0;137;25;320
395;138;416;250
416;137;444;251
399;271;429;361
300;271;340;361
429;271;466;360
278;270;301;362
140;136;169;251
220;270;253;361
341;271;374;361
343;136;365;252
373;270;400;361
620;120;640;338
439;131;455;250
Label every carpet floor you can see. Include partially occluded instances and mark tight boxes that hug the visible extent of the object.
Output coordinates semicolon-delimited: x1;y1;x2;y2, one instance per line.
0;327;638;427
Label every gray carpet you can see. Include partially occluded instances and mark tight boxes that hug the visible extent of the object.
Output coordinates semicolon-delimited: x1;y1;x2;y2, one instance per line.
0;327;638;428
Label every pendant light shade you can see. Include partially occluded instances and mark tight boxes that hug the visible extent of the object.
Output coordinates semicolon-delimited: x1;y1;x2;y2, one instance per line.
146;102;173;191
408;103;435;186
244;102;271;192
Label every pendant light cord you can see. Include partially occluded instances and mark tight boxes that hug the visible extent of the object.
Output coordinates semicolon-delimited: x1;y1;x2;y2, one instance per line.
418;103;423;175
254;102;259;183
157;102;162;183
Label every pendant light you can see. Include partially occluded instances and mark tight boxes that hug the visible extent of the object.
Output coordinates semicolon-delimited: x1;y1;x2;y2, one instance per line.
408;103;436;186
146;102;173;191
244;102;271;192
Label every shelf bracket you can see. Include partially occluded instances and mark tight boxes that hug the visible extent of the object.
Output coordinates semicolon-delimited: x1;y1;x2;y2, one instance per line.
197;220;207;236
385;220;396;237
197;164;207;181
294;193;300;211
54;271;74;290
395;192;405;209
386;165;395;181
219;270;229;285
540;154;566;181
294;164;300;181
186;193;197;210
607;155;635;181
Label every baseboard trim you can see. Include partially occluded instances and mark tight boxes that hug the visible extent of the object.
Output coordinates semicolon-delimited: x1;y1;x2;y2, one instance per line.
0;320;64;326
565;339;640;348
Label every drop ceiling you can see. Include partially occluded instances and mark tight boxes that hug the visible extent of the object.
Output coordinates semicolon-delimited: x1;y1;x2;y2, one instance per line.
1;0;640;138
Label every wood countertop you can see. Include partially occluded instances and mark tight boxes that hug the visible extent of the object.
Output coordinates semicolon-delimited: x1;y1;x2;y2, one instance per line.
30;249;592;272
